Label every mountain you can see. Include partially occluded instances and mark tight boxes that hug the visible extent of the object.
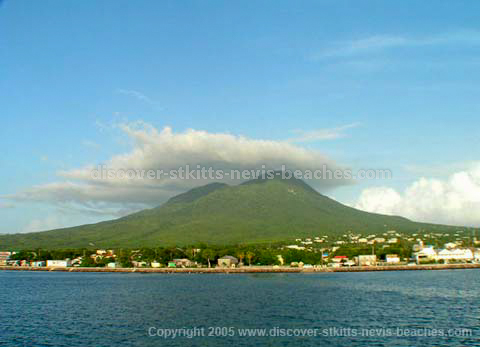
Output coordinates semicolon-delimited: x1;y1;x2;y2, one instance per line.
0;176;465;249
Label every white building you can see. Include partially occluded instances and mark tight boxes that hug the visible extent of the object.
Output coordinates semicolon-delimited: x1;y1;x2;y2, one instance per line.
46;260;72;267
386;254;401;263
414;247;436;263
435;249;473;262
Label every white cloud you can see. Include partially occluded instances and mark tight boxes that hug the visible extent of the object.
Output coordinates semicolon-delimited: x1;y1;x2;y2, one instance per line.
355;164;480;226
6;122;351;217
116;89;163;110
116;89;153;103
289;123;359;142
313;30;480;59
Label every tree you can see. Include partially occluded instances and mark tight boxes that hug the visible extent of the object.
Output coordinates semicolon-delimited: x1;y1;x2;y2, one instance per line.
246;251;254;266
80;256;96;267
236;251;245;265
117;250;133;268
10;250;35;261
202;249;216;268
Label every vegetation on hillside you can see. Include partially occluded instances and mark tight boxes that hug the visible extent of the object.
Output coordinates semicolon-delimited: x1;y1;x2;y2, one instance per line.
0;176;471;249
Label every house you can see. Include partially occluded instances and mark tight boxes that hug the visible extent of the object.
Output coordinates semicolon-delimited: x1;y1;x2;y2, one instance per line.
356;255;377;266
0;251;12;266
71;257;83;266
217;255;239;268
332;255;348;264
107;262;117;268
172;258;195;268
46;260;72;267
132;261;147;267
7;260;20;266
30;261;46;267
385;254;400;264
151;261;161;268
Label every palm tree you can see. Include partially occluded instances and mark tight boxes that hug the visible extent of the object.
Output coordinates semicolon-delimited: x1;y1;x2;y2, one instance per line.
236;251;245;265
246;251;254;266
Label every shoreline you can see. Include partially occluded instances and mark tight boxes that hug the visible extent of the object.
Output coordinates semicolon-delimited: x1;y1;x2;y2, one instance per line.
1;263;480;273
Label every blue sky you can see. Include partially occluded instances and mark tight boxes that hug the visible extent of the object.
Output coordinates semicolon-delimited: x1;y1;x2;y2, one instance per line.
1;0;480;233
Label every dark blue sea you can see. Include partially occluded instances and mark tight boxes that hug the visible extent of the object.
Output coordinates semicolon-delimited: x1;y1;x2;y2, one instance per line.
0;270;478;346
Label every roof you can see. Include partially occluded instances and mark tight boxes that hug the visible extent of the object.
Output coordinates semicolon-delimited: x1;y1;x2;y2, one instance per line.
219;255;238;261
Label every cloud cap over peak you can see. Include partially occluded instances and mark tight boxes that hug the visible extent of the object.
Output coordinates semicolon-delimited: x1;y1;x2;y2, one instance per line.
7;122;352;217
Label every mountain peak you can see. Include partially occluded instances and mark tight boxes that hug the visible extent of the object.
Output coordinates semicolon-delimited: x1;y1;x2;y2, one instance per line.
241;172;318;193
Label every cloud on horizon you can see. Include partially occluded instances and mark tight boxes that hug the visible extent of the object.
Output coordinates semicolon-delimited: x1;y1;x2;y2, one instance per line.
355;164;480;227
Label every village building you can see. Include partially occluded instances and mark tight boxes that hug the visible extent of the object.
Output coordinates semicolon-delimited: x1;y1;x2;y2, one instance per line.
435;249;473;262
46;260;72;267
385;254;400;264
355;255;377;266
172;258;195;267
0;251;12;266
217;255;239;268
414;246;436;263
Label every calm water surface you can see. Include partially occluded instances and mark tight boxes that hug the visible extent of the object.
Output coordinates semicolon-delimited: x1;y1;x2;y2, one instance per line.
0;270;479;346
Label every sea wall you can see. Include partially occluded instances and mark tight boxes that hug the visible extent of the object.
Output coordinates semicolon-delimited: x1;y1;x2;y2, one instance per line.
1;263;480;273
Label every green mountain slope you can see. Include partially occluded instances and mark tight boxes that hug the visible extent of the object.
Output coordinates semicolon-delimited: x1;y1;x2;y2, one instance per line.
0;176;465;249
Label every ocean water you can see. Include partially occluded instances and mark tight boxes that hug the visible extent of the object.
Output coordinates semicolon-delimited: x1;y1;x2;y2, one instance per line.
0;269;478;346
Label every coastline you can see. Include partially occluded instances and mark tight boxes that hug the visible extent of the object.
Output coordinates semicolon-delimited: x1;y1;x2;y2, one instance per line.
1;263;480;273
